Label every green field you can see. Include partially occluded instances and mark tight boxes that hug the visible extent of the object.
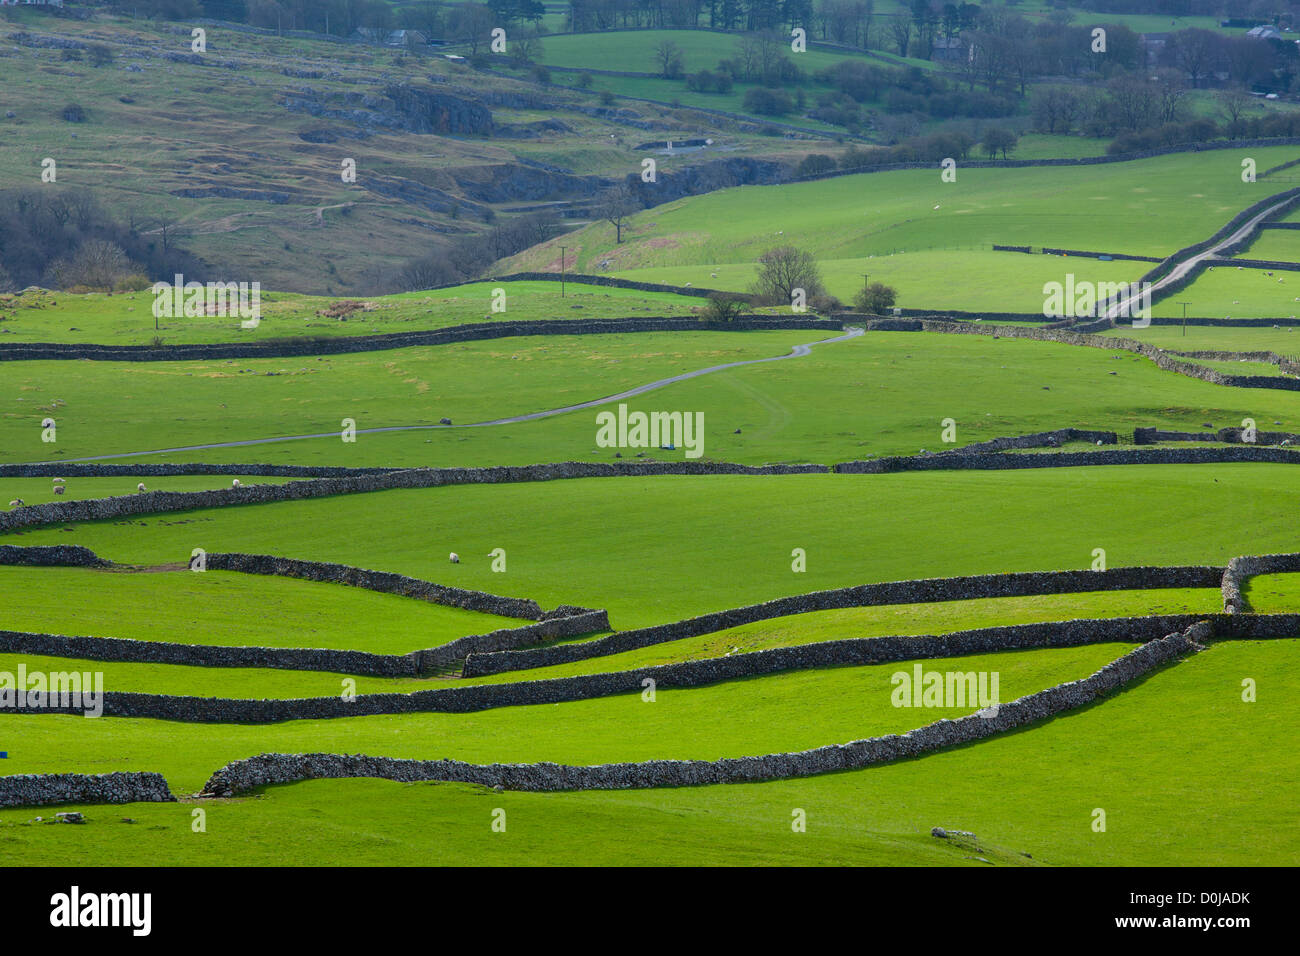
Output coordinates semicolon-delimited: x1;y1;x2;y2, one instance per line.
9;466;1299;626
502;148;1300;319
0;281;704;346
11;329;1300;470
3;6;1298;874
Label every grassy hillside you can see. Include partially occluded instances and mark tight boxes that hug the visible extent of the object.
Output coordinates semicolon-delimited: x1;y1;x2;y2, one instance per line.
0;10;835;296
501;147;1300;310
10;329;1299;469
0;281;705;345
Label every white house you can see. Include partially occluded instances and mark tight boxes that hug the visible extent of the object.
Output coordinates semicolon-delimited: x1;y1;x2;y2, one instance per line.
1247;25;1284;41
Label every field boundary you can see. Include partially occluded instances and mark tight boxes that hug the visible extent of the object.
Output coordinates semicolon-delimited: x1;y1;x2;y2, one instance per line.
8;614;1245;724
0;772;175;809
0;314;836;363
197;626;1207;793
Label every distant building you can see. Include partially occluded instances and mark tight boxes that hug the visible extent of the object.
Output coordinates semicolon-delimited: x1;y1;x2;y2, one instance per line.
353;28;429;48
931;37;967;62
1247;25;1284;40
1139;33;1169;69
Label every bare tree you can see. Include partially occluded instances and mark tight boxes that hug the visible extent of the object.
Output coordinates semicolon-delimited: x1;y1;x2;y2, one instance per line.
1165;28;1222;89
1217;86;1254;138
654;39;684;78
751;246;824;305
48;240;130;291
598;185;638;244
1152;68;1187;125
890;18;912;58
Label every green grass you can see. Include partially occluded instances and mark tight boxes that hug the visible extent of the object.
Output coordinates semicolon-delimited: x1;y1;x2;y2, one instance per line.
504;147;1300;280
1149;263;1300;320
6;465;1299;629
12;329;1300;471
0;282;705;346
0;643;1136;792
2;639;1292;866
610;250;1145;312
1;475;294;506
462;588;1221;684
1236;229;1300;263
1178;356;1291;377
1103;322;1300;358
0;588;1216;698
2;330;828;465
1242;572;1300;612
0;566;528;652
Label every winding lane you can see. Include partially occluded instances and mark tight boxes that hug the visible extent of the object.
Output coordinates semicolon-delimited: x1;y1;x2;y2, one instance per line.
45;328;864;463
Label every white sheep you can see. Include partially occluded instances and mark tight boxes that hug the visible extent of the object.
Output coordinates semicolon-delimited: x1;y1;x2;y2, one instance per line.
8;499;22;507
137;482;147;492
232;479;241;488
449;552;460;564
53;486;65;495
52;477;64;484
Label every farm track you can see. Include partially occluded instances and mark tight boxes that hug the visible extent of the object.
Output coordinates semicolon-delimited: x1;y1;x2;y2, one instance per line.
41;328;864;463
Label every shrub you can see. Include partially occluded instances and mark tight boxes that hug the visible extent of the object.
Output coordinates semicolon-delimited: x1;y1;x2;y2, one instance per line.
854;281;898;315
796;154;837;178
114;273;151;293
810;293;844;313
60;103;86;123
599;90;616;106
87;44;115;67
703;292;747;323
743;87;794;116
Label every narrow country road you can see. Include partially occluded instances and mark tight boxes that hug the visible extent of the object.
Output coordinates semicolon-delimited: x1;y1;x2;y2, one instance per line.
42;328;865;463
1108;191;1298;320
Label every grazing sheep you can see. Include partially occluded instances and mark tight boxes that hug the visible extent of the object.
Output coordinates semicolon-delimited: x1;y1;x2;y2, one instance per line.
51;477;64;484
449;552;460;564
137;483;147;492
8;499;23;507
53;486;65;495
232;479;241;488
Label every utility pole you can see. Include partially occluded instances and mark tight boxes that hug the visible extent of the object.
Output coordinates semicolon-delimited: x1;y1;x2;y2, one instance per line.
560;246;567;298
1178;300;1190;336
861;273;870;311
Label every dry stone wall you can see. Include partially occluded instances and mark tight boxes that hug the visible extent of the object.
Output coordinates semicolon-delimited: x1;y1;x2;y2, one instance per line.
836;446;1300;473
199;626;1205;794
463;565;1220;676
0;461;828;534
0;772;175;808
205;552;543;619
0;608;610;678
0;544;109;567
0;315;837;363
1221;553;1300;614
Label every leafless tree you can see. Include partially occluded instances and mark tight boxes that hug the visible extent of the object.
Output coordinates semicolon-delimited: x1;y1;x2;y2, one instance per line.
598;184;638;244
751;246;825;305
